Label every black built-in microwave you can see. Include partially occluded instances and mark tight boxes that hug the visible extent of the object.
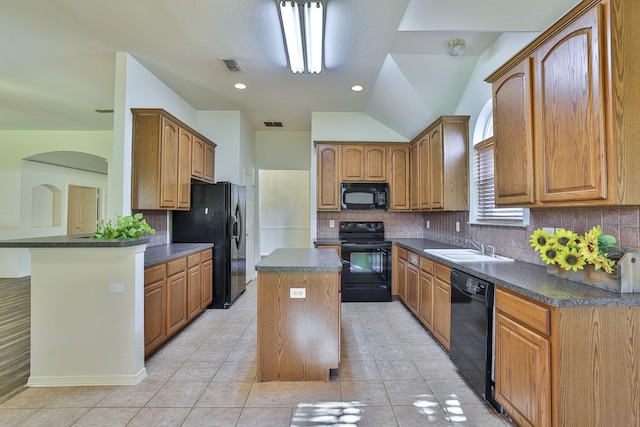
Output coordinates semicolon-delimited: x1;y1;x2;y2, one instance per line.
340;182;388;210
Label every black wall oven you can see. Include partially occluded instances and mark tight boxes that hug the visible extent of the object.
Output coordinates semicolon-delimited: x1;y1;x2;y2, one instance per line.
339;222;392;302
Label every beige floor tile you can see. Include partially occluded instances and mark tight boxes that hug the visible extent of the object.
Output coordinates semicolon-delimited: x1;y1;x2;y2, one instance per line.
414;358;462;380
376;359;423;380
427;378;484;405
357;405;399;427
0;387;67;409
404;343;448;360
143;360;183;380
170;361;221;382
236;407;293;427
393;404;451;426
447;401;511;426
45;386;114;408
371;344;412;360
188;345;234;363
145;380;208;408
96;380;165;408
126;407;190;426
293;381;341;404
383;379;433;406
195;381;253;407
0;408;37;427
338;359;381;380
150;345;199;363
291;401;365;426
244;381;297;407
72;407;140;426
18;407;89;427
341;343;375;360
340;380;390;406
212;360;256;382
181;407;242;426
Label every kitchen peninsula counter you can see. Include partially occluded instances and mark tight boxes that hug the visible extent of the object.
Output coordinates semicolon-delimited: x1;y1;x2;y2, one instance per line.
255;248;342;381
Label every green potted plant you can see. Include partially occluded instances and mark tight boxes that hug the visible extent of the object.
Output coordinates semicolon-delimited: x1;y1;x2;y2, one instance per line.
92;212;156;239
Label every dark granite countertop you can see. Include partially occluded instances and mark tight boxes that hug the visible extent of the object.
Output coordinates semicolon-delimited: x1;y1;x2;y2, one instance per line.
256;248;342;272
0;234;150;248
393;238;640;308
145;243;213;267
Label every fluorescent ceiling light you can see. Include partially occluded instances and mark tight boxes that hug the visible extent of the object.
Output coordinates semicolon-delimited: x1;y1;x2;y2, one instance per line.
277;1;325;74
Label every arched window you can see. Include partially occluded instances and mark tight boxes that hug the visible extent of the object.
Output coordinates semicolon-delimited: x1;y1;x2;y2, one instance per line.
470;99;528;226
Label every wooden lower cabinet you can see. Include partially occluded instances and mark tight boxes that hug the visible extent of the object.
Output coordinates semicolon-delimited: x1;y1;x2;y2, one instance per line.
418;258;434;331
314;243;342;258
396;249;408;303
144;248;212;357
405;252;420;315
432;263;451;351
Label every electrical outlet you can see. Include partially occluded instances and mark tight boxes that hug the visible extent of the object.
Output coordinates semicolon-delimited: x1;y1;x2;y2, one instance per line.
290;288;306;299
543;227;555;234
108;283;125;294
427;220;430;229
329;220;335;228
455;222;461;232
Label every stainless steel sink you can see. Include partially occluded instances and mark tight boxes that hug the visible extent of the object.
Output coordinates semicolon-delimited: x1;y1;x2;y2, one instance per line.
423;248;514;263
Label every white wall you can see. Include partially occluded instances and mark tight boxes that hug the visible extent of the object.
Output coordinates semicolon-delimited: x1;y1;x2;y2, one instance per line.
255;131;311;170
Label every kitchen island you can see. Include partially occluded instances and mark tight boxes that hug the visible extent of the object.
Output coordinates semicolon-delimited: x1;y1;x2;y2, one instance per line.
255;248;342;381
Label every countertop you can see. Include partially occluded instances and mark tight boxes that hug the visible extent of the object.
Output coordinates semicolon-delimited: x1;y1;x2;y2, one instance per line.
0;234;150;248
144;243;213;267
256;248;342;272
393;238;640;308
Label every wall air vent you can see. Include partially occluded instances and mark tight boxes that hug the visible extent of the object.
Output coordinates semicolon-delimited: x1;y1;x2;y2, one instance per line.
264;121;284;128
220;58;244;73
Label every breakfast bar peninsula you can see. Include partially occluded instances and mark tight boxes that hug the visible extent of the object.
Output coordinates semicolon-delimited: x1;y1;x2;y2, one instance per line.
255;248;342;381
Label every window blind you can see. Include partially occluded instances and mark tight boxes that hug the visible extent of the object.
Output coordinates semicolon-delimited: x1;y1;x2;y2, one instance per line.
475;137;524;224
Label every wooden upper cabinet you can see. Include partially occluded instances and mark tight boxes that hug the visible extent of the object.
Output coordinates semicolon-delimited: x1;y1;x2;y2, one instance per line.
317;144;340;211
487;0;640;207
535;6;606;203
387;145;410;211
410;116;469;211
341;145;387;182
492;58;535;205
132;109;216;210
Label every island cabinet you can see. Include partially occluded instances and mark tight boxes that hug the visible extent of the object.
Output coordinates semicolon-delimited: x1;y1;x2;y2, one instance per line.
131;108;216;210
387;144;410;211
495;286;640;427
255;248;342;381
316;144;341;211
143;248;213;357
487;0;640;207
409;116;469;211
340;144;386;182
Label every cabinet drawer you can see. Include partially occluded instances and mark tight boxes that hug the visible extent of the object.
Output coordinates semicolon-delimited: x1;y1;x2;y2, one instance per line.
201;248;212;261
407;251;419;266
188;252;202;268
145;264;165;286
397;247;407;260
167;257;187;276
496;287;550;336
435;263;450;282
420;257;433;274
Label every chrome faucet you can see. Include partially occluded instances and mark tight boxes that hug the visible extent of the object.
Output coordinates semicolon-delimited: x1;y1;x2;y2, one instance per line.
465;238;485;255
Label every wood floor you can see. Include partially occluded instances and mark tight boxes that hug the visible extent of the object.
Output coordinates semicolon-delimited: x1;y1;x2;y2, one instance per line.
0;277;30;404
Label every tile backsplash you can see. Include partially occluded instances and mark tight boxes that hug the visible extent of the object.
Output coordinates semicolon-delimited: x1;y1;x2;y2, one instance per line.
317;207;640;266
137;210;169;247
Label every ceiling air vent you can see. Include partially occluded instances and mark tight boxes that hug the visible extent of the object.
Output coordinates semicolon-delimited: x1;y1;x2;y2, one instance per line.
264;121;284;128
220;58;243;73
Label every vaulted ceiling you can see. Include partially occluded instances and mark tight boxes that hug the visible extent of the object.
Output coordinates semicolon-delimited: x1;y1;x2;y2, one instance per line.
1;0;579;139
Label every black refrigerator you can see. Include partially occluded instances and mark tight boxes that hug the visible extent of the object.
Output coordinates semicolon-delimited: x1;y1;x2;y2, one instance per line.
172;182;246;309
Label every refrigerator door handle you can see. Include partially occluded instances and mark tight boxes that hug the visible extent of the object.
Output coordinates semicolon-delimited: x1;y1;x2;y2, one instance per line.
231;215;238;240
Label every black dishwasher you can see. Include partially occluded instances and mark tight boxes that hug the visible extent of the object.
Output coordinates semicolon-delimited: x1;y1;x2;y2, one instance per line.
449;269;501;411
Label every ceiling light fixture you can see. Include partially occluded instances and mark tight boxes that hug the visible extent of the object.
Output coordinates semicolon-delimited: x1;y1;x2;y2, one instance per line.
447;39;466;56
234;83;247;90
277;1;325;74
351;85;364;92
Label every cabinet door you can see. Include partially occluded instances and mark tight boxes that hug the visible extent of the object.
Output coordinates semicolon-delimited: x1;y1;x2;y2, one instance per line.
201;257;213;309
388;145;410;211
203;142;215;183
187;252;202;321
433;263;451;351
191;135;204;179
406;261;419;315
397;257;407;303
341;145;365;181
428;125;444;209
495;312;551;427
144;264;166;357
159;117;179;209
317;145;340;210
493;58;535;205
409;142;420;210
534;6;606;203
418;259;434;331
418;136;430;210
166;258;188;336
364;146;386;181
177;128;192;210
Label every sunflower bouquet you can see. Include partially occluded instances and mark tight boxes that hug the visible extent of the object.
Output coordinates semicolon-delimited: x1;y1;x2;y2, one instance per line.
529;226;622;273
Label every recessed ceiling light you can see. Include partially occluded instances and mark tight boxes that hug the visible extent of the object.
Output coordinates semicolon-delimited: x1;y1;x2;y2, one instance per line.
351;84;364;92
234;83;247;90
